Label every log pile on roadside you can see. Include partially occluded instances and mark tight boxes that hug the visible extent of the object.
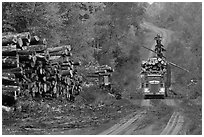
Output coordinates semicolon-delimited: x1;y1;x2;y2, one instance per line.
2;32;83;109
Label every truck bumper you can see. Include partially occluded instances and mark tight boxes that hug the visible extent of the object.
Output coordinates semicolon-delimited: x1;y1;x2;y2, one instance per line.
144;92;165;95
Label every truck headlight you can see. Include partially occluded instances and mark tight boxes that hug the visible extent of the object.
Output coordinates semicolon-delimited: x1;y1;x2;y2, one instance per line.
160;88;165;92
144;88;149;92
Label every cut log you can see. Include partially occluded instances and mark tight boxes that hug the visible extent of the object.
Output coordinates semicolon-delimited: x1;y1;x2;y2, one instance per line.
2;32;31;46
2;45;17;51
2;106;13;112
61;63;71;67
49;56;64;64
27;44;47;51
16;32;31;42
30;36;47;45
2;56;19;69
2;78;19;86
50;62;59;66
98;73;111;76
87;74;100;78
3;67;22;73
2;50;17;56
35;54;49;65
2;35;18;46
19;55;32;62
93;70;107;74
49;56;61;60
47;45;71;53
2;85;20;97
30;35;40;45
2;73;16;80
49;51;72;56
16;37;24;49
2;50;35;56
17;32;31;46
72;61;81;66
2;62;18;69
61;70;71;76
18;50;36;56
61;66;71;70
2;32;15;36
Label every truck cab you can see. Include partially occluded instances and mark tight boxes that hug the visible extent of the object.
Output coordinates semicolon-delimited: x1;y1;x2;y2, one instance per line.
141;73;166;99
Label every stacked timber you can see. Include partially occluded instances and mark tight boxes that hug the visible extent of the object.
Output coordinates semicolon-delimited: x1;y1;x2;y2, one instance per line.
87;65;114;90
2;32;83;106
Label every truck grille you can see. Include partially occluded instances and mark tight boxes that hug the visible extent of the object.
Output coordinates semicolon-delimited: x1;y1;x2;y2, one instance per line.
150;84;159;93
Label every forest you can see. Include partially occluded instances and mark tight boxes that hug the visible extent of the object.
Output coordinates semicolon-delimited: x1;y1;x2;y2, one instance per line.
2;2;202;135
2;2;202;98
2;2;148;93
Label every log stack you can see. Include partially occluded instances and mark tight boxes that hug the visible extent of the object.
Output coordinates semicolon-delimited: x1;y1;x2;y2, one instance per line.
2;32;83;105
86;65;114;90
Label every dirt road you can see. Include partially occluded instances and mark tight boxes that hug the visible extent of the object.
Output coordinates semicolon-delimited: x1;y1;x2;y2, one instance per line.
160;111;184;135
99;22;185;135
99;110;147;135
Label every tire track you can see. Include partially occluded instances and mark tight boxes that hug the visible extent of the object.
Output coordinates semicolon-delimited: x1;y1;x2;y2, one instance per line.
162;99;176;106
99;110;146;135
141;99;152;107
160;112;184;135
